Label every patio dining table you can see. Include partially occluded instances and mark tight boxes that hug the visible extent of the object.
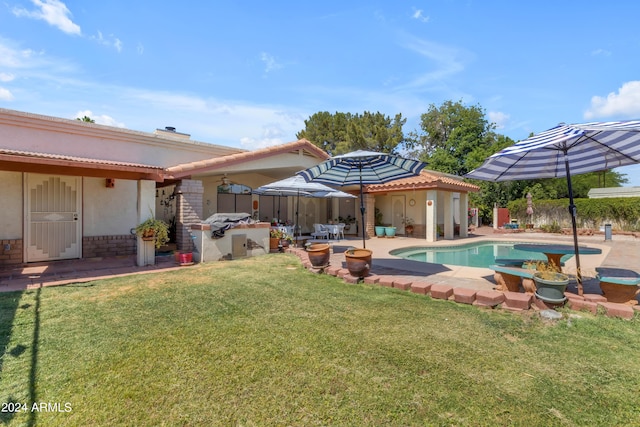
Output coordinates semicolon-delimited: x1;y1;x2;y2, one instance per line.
323;224;341;240
513;243;602;271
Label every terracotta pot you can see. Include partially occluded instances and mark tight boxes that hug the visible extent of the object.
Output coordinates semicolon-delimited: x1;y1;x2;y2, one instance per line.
269;237;280;250
345;248;372;278
307;243;330;268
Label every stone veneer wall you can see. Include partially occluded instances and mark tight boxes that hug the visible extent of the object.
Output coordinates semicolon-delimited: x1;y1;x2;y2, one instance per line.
175;180;204;252
0;239;23;266
83;235;136;258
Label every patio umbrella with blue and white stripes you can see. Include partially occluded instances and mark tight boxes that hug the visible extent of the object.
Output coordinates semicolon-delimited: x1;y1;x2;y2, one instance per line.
465;120;640;294
298;150;427;248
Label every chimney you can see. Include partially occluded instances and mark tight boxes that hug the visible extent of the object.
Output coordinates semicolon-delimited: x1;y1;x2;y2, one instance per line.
154;126;191;140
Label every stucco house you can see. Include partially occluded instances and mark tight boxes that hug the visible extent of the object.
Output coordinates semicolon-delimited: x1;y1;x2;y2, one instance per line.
0;108;329;266
0;108;477;267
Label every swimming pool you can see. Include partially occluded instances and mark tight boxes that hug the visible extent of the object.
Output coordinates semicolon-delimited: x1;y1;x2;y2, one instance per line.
389;241;571;269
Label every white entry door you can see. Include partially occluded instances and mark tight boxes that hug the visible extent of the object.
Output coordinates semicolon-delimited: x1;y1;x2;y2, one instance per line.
391;195;406;232
25;174;82;262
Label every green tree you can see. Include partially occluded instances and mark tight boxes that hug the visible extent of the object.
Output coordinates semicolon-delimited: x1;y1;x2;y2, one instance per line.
297;111;406;155
76;115;95;123
405;100;499;176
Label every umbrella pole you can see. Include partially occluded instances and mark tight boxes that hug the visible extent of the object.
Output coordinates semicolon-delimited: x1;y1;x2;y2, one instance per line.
359;164;366;248
296;190;300;247
564;152;583;295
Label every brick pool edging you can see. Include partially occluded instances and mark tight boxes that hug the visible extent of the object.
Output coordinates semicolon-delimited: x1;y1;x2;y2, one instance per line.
287;247;639;320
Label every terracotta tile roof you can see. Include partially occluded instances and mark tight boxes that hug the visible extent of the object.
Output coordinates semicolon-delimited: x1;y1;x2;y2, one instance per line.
365;169;480;193
166;139;329;178
0;148;165;181
0;148;163;169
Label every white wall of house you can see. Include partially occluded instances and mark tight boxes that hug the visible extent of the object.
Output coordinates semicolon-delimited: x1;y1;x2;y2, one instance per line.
0;110;242;168
83;177;139;236
0;171;23;239
372;189;468;242
0;172;150;239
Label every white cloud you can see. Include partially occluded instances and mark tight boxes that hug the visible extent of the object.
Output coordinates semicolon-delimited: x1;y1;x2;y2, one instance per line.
121;89;306;147
0;73;15;82
396;35;469;90
74;110;125;127
0;39;45;69
13;0;81;35
91;31;123;52
239;123;291;149
260;52;282;73
591;48;611;57
584;81;640;119
0;87;14;101
488;111;510;129
137;43;144;55
412;9;430;23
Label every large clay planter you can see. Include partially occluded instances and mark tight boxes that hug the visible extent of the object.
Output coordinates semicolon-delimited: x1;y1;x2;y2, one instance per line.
600;280;640;305
533;272;569;303
307;243;330;268
345;248;372;278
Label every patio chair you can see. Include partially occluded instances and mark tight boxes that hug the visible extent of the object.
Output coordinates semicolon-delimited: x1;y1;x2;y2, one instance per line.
336;223;346;240
311;223;329;239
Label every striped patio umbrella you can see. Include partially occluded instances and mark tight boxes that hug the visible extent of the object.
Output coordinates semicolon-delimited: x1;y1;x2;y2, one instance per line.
298;150;427;248
465;120;640;294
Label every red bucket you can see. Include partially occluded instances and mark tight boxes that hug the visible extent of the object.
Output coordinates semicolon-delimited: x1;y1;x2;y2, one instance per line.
179;252;193;264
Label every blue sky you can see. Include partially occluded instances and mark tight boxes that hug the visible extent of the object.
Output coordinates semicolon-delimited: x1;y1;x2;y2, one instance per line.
1;1;639;185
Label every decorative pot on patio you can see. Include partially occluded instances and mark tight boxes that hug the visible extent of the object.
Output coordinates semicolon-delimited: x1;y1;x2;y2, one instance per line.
375;226;386;237
533;271;569;304
385;226;396;237
269;237;280;250
345;248;372;278
404;225;414;235
307;243;330;268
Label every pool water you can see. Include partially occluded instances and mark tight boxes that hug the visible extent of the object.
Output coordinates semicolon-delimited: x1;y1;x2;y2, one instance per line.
390;241;571;269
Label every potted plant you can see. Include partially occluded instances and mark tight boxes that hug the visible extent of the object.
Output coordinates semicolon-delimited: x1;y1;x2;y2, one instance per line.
344;248;372;278
281;232;293;248
135;217;170;249
338;215;356;231
384;226;396;237
306;242;330;268
403;216;414;235
270;228;285;250
530;261;570;303
374;208;386;237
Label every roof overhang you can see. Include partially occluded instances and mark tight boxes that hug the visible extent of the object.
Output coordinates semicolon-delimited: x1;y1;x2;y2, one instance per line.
365;170;480;194
166;139;329;180
0;150;165;182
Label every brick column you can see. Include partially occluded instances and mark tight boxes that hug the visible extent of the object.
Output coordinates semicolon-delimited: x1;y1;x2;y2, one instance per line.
175;180;204;252
364;193;375;240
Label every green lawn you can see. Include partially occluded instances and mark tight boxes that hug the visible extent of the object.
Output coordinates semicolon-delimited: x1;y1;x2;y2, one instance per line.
1;254;639;426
